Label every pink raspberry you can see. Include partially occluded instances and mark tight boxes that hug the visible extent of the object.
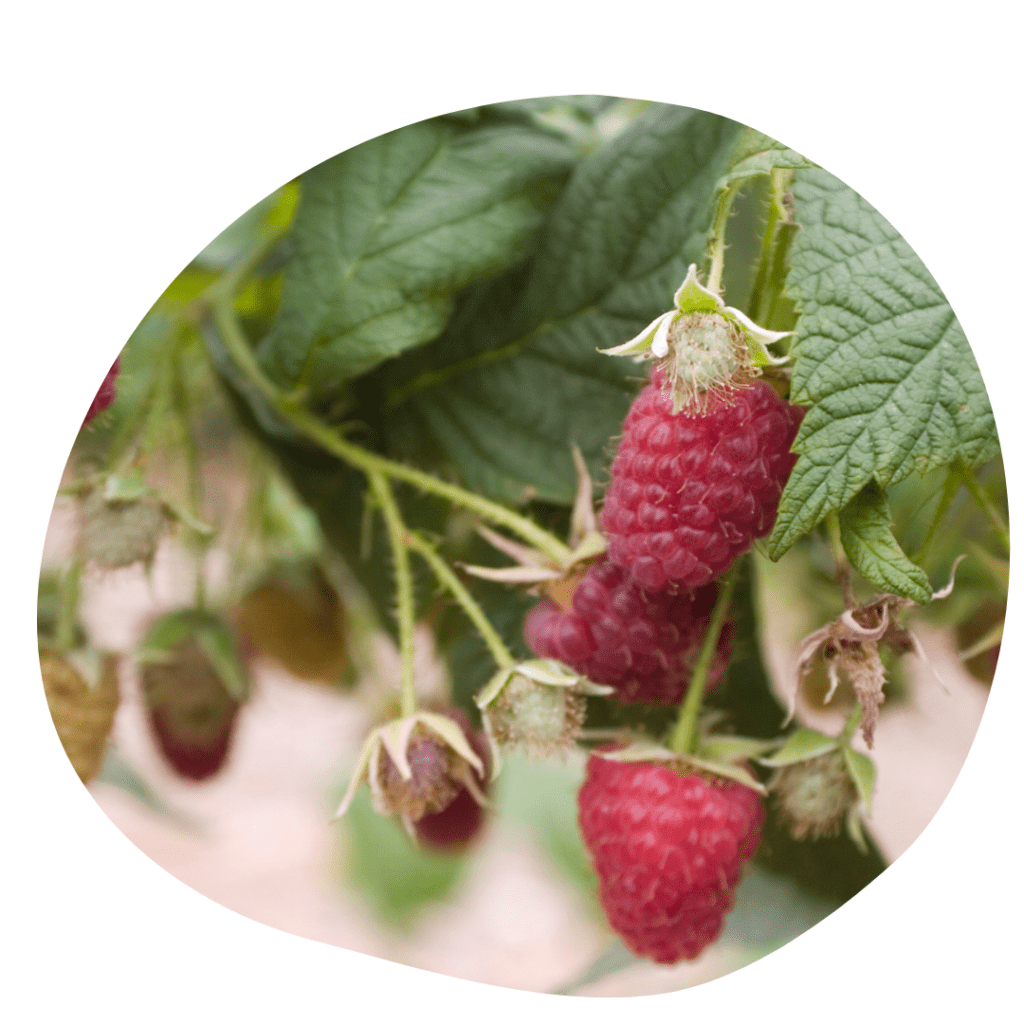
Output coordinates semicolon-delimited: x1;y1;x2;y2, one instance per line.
523;556;733;704
83;355;121;426
578;752;764;964
601;373;804;593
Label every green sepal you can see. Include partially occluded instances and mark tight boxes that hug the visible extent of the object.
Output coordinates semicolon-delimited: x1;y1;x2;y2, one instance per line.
759;728;839;767
841;746;877;815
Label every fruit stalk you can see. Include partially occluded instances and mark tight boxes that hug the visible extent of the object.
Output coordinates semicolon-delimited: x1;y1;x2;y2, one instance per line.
205;280;572;567
668;560;740;756
954;457;1010;557
368;470;417;717
405;530;515;671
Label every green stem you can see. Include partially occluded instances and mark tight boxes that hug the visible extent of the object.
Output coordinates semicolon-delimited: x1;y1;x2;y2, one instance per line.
669;561;741;756
912;468;961;564
954;458;1010;557
405;531;515;670
171;335;208;609
54;561;81;653
207;288;573;566
839;702;863;746
825;510;856;609
705;186;737;296
368;470;417;717
746;186;781;323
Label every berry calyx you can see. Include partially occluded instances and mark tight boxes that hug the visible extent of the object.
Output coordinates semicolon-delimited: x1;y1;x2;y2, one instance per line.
523;555;733;704
413;709;491;851
600;264;792;413
578;751;764;964
772;751;857;841
601;373;804;593
335;709;490;840
474;659;611;770
79;489;168;570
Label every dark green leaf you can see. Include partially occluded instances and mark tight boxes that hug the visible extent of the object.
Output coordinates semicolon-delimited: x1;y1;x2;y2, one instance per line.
376;104;745;504
769;167;999;557
839;482;932;602
256;118;577;395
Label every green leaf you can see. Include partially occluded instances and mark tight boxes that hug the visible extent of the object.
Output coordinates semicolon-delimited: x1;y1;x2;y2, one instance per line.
717;127;817;191
375;104;744;504
842;746;877;814
768;167;999;557
496;752;597;899
256;118;577;396
838;482;933;603
341;786;466;930
759;728;839;767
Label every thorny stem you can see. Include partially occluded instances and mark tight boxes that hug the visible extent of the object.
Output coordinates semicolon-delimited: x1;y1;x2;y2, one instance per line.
405;531;515;670
54;561;81;653
205;280;573;566
669;562;741;756
368;471;417;717
825;511;856;609
954;458;1010;558
705;186;737;297
171;335;209;609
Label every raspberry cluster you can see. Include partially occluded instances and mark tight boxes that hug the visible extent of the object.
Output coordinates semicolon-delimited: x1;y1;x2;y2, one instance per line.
523;555;733;704
601;373;804;593
519;363;803;964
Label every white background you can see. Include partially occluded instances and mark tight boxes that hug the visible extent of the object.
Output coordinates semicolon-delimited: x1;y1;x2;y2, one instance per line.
3;1;1021;1019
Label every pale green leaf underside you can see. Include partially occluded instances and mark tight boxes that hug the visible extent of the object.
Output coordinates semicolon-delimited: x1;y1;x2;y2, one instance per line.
385;105;744;503
769;168;998;557
838;482;932;603
717;127;817;190
257;118;576;395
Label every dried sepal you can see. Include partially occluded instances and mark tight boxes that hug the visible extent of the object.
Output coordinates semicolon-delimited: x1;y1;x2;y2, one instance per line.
459;446;606;595
789;561;963;748
333;711;488;828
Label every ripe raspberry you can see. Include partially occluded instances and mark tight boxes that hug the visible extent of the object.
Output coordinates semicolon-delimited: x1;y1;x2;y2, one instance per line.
83;356;121;426
142;638;242;782
523;555;733;704
578;753;764;964
601;373;804;593
413;709;491;852
39;651;120;783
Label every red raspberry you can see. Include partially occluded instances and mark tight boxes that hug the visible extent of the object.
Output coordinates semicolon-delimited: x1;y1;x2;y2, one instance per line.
578;753;764;964
83;356;121;426
411;709;491;852
601;373;804;592
523;556;733;704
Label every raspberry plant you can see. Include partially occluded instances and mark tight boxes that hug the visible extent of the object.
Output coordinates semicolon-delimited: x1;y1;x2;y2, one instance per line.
42;97;1006;988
